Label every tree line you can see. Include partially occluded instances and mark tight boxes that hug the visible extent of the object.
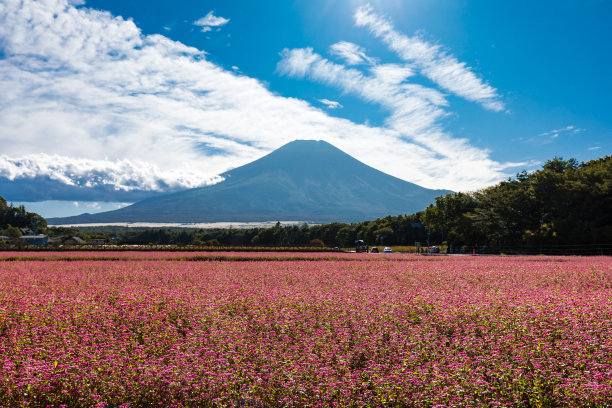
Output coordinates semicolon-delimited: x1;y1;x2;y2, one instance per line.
51;213;434;248
423;156;611;254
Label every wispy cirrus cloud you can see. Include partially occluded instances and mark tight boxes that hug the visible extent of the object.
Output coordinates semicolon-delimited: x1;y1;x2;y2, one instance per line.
354;4;504;112
329;41;377;66
277;48;512;180
318;99;343;109
194;11;229;32
278;48;447;140
516;125;586;145
0;0;513;203
539;125;585;139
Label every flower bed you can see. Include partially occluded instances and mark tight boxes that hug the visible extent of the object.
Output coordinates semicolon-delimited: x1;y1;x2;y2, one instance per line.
1;256;611;406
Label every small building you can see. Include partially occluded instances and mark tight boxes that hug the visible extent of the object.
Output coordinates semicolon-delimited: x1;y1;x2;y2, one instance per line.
0;235;10;242
19;235;49;246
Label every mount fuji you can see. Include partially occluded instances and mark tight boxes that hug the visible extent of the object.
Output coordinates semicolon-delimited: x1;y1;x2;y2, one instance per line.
48;140;450;224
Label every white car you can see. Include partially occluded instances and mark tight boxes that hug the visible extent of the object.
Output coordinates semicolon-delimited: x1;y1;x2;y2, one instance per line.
383;247;392;253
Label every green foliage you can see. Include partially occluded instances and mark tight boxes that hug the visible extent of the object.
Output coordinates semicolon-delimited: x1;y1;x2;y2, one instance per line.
6;225;22;238
423;155;612;252
0;197;47;233
309;238;325;247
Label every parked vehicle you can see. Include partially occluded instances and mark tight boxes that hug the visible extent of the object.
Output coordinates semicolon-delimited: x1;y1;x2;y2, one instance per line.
370;247;379;253
383;247;392;253
355;240;368;253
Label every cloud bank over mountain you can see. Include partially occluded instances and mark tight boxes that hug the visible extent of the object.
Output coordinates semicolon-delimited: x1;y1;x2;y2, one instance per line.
0;0;514;202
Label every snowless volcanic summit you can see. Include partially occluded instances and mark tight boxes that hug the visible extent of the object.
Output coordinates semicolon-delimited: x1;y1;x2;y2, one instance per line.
49;140;450;224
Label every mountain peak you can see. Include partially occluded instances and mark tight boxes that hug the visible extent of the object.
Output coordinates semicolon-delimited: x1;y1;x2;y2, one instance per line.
223;139;353;179
280;139;334;149
284;139;328;145
263;139;342;158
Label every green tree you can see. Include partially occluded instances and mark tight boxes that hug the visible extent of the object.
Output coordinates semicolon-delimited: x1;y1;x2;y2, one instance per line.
423;192;478;246
6;225;22;239
373;226;394;246
335;226;355;248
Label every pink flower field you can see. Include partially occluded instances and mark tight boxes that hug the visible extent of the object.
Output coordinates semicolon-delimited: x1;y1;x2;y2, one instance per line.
1;254;611;407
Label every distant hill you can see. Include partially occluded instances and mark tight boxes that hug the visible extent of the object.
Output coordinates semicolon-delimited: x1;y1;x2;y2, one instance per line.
48;140;450;224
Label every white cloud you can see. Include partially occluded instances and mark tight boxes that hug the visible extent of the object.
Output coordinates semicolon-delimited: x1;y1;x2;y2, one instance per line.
278;48;472;160
520;125;586;145
539;125;585;138
194;11;229;32
0;154;222;192
329;41;376;65
0;0;514;201
354;4;504;112
318;99;343;109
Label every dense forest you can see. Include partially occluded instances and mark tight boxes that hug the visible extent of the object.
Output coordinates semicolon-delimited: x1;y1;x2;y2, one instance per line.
0;197;47;238
423;156;611;253
3;155;611;254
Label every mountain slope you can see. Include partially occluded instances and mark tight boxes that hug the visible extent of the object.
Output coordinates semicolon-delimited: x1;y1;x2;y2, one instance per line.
48;140;450;224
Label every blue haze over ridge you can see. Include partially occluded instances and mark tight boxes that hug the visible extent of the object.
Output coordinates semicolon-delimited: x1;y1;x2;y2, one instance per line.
48;140;450;224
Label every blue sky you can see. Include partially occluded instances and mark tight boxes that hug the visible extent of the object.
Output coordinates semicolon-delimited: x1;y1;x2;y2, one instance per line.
0;0;610;217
